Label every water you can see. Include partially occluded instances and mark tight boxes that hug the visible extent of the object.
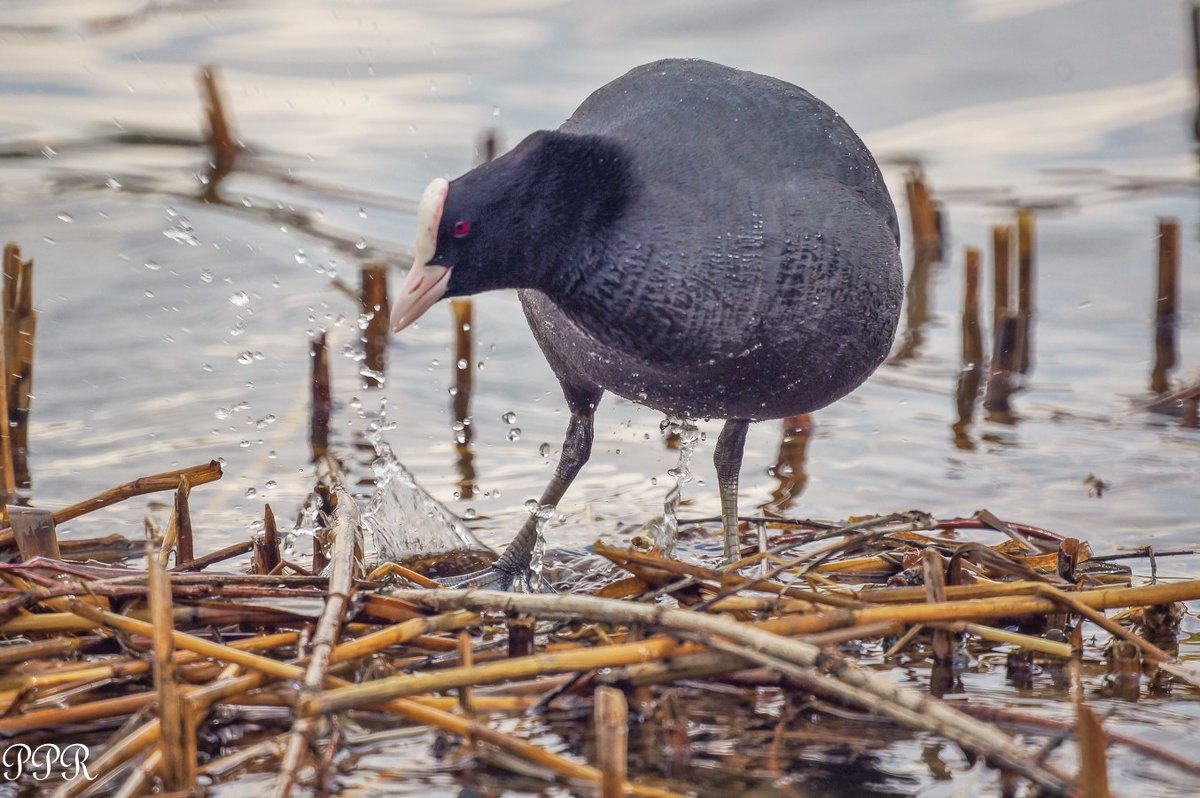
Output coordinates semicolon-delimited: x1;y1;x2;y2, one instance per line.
2;0;1199;793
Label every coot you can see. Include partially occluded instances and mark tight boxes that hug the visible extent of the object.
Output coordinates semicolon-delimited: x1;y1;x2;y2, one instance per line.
391;58;903;584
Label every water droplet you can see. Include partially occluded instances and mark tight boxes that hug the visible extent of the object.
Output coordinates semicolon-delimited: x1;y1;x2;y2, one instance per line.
539;442;551;457
144;289;154;298
202;363;214;373
236;351;255;364
241;196;253;207
41;146;56;159
229;291;250;307
457;358;468;370
214;407;231;420
255;414;277;429
265;480;277;489
358;207;367;218
57;211;73;223
507;428;521;442
524;499;540;513
463;507;477;519
105;177;122;191
245;487;257;497
355;238;367;250
239;440;251;448
199;269;214;283
42;236;55;245
144;260;160;271
267;450;277;459
502;411;517;424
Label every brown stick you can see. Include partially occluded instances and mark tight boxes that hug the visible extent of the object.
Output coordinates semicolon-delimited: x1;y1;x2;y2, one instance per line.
451;298;475;500
984;313;1019;422
954;247;984;449
1015;209;1036;375
8;505;59;560
147;534;195;790
595;686;629;798
276;486;362;796
0;460;221;548
1075;701;1112;798
254;503;282;574
991;226;1012;339
310;332;331;460
2;242;34;490
174;476;194;566
197;65;239;203
361;264;389;388
171;539;252;572
892;170;942;362
1151;218;1179;394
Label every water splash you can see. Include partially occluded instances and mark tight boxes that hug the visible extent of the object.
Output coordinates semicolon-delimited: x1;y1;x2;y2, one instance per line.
650;417;701;555
359;413;488;564
514;500;555;592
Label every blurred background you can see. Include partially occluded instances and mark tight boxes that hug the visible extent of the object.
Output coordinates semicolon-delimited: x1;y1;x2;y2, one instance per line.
0;0;1197;572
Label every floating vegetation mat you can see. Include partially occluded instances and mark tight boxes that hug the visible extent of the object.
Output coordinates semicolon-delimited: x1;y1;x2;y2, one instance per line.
2;449;1199;796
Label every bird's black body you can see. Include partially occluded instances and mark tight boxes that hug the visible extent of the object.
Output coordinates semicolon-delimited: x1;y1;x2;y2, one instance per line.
518;59;902;420
393;58;903;583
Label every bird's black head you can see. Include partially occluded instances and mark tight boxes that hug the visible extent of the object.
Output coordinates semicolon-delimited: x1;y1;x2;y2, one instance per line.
391;130;631;331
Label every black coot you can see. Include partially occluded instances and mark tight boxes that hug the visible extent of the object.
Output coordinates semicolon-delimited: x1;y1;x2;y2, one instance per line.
391;58;903;584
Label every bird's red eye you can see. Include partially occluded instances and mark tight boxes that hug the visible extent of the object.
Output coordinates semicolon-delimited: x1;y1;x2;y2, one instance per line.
452;220;471;238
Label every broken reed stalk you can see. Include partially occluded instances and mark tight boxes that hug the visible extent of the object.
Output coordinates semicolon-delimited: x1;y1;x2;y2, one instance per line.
984;312;1019;422
595;686;629;798
361;263;389;388
171;538;252;572
892;169;942;361
253;503;282;574
198;65;239;202
310;332;331;460
3;242;35;490
450;297;475;499
378;590;1070;793
954;247;984;449
0;307;14;516
0;460;221;549
457;630;475;718
1151;218;1179;394
174;475;194;566
991;225;1012;338
1016;209;1035;375
147;533;196;790
1075;701;1113;798
1193;2;1200;141
8;505;59;560
276;486;363;797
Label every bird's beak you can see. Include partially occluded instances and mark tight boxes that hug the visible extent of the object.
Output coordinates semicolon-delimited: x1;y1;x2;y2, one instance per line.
391;177;451;332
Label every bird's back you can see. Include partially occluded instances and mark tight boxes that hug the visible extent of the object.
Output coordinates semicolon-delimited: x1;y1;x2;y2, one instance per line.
524;58;903;421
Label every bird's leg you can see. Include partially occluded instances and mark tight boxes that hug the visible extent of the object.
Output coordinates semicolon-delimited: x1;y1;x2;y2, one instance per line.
492;407;595;577
713;419;751;563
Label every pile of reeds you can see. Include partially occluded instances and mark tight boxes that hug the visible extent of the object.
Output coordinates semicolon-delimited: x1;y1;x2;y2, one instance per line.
3;455;1200;796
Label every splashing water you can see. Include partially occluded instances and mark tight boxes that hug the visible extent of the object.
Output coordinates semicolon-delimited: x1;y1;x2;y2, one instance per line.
355;404;488;564
514;499;556;592
650;417;701;556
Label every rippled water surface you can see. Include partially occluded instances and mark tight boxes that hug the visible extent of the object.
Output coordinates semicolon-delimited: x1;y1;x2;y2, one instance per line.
2;0;1200;794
